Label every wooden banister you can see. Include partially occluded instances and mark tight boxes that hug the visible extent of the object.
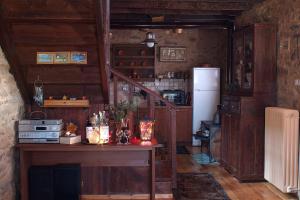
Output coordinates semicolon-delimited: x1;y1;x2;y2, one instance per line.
110;68;177;189
110;68;176;109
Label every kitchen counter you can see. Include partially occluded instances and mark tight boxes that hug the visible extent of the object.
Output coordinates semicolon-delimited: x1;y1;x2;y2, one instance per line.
155;105;192;109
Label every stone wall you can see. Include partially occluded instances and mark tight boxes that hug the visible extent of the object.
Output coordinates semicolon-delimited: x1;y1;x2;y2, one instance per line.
236;0;300;109
111;28;228;75
0;47;24;200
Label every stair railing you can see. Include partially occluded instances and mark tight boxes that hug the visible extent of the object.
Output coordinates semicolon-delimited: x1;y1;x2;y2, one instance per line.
110;68;177;188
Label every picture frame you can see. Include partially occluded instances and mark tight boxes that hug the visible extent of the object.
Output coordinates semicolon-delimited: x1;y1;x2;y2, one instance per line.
159;47;186;62
37;52;54;64
70;51;87;64
53;52;70;64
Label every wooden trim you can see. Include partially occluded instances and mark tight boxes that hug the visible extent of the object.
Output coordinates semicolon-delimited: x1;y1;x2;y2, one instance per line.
95;0;110;103
81;194;173;199
16;143;163;151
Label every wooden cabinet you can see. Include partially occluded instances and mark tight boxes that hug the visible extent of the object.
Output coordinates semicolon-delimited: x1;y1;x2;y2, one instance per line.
221;24;276;181
111;44;155;81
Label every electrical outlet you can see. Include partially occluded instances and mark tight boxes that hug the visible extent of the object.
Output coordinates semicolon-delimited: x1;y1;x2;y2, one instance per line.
295;79;300;86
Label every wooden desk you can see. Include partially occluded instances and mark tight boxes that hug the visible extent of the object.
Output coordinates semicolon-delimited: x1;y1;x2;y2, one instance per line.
17;143;161;200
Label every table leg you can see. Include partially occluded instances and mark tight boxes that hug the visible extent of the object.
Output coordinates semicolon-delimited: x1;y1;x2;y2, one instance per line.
20;150;30;200
150;148;155;200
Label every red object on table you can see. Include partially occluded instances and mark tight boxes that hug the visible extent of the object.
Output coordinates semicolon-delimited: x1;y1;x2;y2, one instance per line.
130;136;141;145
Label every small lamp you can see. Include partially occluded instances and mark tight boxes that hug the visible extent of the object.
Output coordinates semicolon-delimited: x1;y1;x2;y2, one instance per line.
139;120;155;141
142;32;156;48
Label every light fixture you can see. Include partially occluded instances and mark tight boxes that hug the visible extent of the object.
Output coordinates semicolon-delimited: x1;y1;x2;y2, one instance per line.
142;32;156;48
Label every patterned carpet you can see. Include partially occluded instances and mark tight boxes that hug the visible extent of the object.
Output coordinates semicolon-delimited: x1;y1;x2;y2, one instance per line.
174;173;230;200
192;153;218;165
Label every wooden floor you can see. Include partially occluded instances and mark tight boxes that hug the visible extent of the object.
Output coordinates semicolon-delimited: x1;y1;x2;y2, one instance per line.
177;146;298;200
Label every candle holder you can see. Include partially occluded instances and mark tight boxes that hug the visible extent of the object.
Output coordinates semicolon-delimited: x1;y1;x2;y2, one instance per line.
139;120;154;141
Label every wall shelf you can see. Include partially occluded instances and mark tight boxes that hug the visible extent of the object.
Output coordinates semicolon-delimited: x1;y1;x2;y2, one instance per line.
43;99;90;108
112;44;155;82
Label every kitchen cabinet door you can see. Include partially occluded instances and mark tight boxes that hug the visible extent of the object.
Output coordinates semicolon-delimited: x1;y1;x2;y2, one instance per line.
228;114;239;174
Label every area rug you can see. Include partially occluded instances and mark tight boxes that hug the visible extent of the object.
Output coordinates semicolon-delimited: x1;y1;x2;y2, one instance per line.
174;173;230;200
192;153;218;165
177;146;190;154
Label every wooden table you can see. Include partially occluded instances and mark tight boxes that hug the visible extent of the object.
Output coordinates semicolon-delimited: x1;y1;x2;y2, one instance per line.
17;143;161;200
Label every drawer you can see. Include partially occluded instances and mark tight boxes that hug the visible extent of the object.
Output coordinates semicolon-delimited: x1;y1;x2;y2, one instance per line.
221;97;240;114
230;100;241;114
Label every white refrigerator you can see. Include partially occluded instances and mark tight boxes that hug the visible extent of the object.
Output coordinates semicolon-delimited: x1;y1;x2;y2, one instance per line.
192;67;220;146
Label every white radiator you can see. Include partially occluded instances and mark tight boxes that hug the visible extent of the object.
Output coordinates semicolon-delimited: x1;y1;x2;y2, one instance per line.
265;107;299;193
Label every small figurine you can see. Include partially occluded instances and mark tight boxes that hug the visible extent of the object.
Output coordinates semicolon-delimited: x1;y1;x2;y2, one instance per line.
65;122;78;137
62;95;68;100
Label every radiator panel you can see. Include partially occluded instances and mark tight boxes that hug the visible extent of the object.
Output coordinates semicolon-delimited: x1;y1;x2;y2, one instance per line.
265;107;299;193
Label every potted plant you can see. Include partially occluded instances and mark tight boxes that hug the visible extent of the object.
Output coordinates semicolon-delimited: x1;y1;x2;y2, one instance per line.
109;100;137;143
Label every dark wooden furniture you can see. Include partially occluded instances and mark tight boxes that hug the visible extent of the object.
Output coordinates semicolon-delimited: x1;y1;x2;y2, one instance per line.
112;44;155;81
221;24;276;182
17;144;162;200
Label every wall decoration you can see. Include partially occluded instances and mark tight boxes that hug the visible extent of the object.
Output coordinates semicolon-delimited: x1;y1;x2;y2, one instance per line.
159;47;186;62
71;52;88;64
37;52;54;64
54;52;70;64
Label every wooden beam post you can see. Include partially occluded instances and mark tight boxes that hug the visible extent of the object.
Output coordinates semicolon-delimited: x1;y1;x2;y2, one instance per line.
147;95;155;119
95;0;110;104
169;108;177;189
113;76;118;106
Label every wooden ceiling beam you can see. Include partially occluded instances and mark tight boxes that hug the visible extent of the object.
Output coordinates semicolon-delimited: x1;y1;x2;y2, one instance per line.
111;0;252;15
111;8;243;16
5;17;95;24
95;0;110;104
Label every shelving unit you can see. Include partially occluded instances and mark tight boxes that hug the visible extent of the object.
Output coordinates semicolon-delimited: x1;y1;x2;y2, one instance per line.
112;44;155;81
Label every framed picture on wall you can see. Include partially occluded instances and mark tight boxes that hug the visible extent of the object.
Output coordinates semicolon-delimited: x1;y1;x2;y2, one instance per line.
54;52;70;64
159;47;186;62
70;52;87;64
37;52;54;64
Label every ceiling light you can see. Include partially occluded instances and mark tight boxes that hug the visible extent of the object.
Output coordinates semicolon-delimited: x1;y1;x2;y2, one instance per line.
142;32;157;48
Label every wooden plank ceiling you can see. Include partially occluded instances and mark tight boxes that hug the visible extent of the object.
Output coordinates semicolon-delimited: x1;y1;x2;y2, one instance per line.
0;0;110;104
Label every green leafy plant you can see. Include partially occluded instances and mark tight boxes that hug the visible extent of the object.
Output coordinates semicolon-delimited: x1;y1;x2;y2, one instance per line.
110;100;137;122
